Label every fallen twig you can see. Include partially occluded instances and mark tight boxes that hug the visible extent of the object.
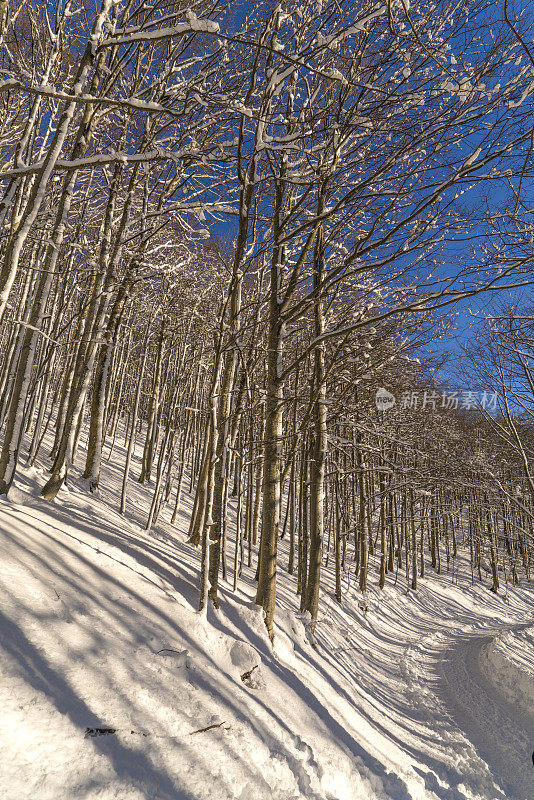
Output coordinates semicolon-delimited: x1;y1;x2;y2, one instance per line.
240;665;258;682
84;721;229;739
189;721;226;735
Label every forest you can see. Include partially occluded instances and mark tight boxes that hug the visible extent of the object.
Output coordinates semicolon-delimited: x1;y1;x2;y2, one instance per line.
0;2;533;799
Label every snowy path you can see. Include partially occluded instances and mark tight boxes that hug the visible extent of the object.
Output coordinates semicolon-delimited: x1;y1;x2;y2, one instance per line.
438;624;534;800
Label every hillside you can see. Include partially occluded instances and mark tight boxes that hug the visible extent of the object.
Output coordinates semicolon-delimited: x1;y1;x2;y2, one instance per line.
0;450;532;800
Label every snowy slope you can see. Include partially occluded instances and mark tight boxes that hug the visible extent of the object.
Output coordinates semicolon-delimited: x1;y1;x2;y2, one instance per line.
0;450;533;800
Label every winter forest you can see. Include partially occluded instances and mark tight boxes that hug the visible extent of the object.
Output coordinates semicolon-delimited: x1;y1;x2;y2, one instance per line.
0;1;533;799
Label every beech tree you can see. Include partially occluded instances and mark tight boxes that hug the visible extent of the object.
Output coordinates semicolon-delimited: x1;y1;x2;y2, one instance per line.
0;0;533;641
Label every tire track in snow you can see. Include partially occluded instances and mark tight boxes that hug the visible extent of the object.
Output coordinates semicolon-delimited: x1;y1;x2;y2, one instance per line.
438;624;534;800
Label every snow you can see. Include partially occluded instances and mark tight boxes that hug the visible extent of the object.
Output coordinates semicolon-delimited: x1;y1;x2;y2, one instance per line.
0;442;532;800
439;627;534;799
462;148;482;169
482;626;534;715
102;19;220;49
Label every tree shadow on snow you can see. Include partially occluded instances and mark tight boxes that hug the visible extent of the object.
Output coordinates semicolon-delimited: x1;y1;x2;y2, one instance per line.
0;609;197;800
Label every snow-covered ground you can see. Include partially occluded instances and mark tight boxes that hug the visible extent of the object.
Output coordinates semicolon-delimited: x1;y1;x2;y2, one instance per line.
439;625;534;800
0;443;533;800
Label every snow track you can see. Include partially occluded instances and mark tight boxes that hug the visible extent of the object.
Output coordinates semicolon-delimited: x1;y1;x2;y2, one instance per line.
438;625;534;800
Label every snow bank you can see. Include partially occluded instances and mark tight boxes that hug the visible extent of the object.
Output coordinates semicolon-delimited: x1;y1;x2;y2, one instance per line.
480;626;534;713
